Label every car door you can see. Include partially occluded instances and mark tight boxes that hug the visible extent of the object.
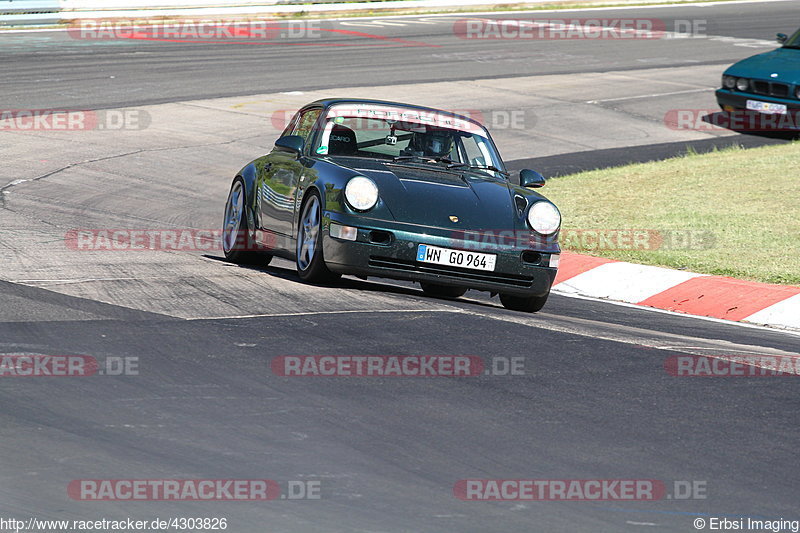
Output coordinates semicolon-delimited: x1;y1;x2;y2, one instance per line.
256;107;322;238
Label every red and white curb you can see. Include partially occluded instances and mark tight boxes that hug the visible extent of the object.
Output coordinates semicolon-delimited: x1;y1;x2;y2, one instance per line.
552;252;800;331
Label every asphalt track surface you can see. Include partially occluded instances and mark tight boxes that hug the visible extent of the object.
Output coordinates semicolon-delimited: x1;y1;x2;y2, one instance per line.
1;2;800;532
2;1;799;109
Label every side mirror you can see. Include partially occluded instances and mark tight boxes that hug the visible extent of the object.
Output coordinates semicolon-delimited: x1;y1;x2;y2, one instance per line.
274;135;304;155
777;33;788;44
520;169;546;188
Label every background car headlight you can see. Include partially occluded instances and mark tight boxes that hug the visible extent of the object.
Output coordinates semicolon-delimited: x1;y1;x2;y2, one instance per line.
527;202;561;235
344;176;379;211
736;78;749;91
796;86;800;99
722;75;736;89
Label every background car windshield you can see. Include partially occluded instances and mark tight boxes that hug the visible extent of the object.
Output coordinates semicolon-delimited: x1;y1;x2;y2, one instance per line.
316;116;504;174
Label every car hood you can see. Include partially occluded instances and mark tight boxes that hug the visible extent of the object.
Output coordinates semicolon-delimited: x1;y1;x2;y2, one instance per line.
346;159;517;230
725;48;800;81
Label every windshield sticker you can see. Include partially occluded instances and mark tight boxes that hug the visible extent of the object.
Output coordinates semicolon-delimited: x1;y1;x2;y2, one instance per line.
326;104;485;134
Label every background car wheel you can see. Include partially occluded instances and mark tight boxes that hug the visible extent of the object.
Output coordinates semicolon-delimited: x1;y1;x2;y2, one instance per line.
223;177;272;266
500;292;549;313
420;282;467;299
296;190;341;284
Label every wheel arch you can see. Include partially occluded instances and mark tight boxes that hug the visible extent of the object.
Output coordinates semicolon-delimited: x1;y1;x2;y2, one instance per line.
237;163;259;233
296;182;325;228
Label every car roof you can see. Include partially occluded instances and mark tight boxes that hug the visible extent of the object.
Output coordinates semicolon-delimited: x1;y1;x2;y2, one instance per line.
303;98;486;129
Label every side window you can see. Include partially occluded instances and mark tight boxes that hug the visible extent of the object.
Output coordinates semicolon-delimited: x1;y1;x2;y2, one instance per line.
280;113;300;137
291;108;322;145
461;134;486;167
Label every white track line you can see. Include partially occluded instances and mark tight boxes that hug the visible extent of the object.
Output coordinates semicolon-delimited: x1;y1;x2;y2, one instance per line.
586;87;714;104
186;308;455;320
183;283;800;343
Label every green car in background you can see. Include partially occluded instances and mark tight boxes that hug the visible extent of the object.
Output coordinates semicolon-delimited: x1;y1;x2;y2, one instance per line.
716;27;800;120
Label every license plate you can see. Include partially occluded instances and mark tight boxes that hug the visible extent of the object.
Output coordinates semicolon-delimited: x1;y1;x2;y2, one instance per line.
746;99;787;115
416;244;496;272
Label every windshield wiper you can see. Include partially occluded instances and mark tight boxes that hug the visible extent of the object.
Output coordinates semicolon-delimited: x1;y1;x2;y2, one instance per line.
391;155;508;177
446;162;510;177
392;155;457;164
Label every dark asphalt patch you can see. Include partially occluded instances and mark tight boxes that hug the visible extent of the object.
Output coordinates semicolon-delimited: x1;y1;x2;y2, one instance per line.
0;279;174;322
506;134;793;179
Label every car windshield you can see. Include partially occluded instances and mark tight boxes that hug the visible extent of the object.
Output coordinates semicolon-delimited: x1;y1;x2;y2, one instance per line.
782;28;800;48
314;104;506;177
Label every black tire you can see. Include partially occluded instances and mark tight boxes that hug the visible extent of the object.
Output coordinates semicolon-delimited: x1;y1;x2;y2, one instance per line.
223;177;272;266
420;282;468;299
500;292;549;313
296;189;340;284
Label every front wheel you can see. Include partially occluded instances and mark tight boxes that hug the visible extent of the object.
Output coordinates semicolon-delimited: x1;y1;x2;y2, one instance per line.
500;292;549;313
223;177;272;266
296;190;340;284
420;282;467;299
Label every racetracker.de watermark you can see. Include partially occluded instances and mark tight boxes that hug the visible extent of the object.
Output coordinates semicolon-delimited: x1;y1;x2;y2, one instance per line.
64;229;275;252
665;355;800;377
67;479;322;502
0;355;138;377
454;479;707;500
453;18;707;40
271;355;525;377
68;19;322;42
452;229;715;252
0;110;150;132
666;109;800;132
68;479;321;501
269;108;534;132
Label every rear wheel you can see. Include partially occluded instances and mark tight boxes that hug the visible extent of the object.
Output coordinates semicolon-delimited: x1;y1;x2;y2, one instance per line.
420;282;467;299
500;292;549;313
223;177;271;266
296;190;340;284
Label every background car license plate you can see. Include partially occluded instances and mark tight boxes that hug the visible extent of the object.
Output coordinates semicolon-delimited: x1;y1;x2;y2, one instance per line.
416;244;496;272
746;100;787;115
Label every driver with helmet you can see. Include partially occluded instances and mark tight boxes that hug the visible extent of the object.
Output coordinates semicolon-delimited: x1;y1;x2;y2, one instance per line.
401;129;455;159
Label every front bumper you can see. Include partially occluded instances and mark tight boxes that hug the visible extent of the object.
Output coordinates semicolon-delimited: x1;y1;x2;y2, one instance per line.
716;89;800;115
714;89;800;132
321;212;558;297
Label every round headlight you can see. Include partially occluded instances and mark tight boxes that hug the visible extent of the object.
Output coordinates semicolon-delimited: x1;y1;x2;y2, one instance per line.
796;86;800;99
344;176;379;211
722;75;736;89
736;78;749;91
527;202;561;235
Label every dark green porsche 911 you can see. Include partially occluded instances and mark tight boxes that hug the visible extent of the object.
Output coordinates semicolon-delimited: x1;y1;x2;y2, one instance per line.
222;99;560;312
716;28;800;119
